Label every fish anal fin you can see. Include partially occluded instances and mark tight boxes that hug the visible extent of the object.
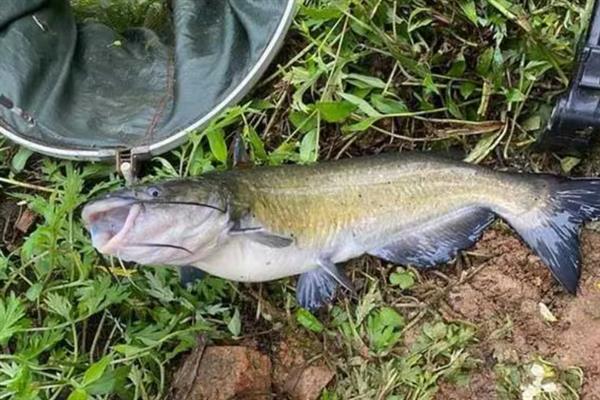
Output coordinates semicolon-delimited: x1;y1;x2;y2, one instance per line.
369;208;494;267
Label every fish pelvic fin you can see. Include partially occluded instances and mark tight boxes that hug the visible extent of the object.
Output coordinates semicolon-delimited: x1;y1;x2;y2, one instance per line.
296;260;353;310
368;208;495;267
317;258;355;294
502;177;600;294
297;268;338;310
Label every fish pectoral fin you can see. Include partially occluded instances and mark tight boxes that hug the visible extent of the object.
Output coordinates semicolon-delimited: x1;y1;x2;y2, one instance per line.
230;211;293;248
178;265;206;288
229;222;293;248
296;260;354;310
246;230;293;248
369;208;494;267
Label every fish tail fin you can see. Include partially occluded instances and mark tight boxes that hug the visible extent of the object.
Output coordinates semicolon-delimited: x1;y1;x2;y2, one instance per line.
503;177;600;293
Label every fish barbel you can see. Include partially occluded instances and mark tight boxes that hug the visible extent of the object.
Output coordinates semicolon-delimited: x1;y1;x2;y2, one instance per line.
82;153;600;309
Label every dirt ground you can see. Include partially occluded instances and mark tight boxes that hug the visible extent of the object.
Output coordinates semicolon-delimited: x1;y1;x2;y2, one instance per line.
0;194;26;251
436;228;600;400
170;227;600;399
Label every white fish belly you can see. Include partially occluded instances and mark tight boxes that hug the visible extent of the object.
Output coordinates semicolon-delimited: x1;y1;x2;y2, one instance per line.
192;237;321;282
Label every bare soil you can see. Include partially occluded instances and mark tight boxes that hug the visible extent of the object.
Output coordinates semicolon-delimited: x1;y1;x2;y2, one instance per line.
0;194;22;251
438;229;600;400
170;228;600;399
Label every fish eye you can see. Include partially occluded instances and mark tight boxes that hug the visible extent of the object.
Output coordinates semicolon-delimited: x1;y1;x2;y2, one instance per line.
147;187;161;198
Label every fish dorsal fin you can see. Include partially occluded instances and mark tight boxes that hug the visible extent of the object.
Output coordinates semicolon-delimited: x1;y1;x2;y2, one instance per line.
227;134;290;247
369;208;494;267
229;132;253;169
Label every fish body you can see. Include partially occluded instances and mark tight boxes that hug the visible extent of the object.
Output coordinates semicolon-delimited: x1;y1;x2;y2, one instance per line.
190;154;532;279
82;153;600;309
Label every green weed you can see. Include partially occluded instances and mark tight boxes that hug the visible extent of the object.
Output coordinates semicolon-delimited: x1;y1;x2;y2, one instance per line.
495;359;583;400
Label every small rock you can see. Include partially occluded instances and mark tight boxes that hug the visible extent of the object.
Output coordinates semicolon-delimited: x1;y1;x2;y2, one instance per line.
272;336;334;400
15;208;36;233
284;365;335;400
170;345;271;400
272;338;306;392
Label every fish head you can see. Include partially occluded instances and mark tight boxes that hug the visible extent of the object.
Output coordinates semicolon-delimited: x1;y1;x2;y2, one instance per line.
81;179;230;265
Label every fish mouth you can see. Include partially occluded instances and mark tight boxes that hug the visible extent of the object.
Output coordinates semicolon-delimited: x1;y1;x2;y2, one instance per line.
82;198;141;254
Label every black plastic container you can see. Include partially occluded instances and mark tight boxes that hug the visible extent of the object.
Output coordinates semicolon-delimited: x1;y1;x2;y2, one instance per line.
539;0;600;155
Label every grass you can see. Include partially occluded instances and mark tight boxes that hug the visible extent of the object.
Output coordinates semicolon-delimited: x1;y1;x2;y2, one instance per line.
0;0;594;398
